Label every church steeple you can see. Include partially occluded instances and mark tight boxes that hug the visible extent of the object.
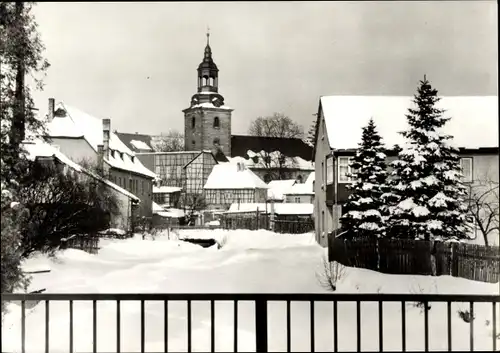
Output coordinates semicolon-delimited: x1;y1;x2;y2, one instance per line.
183;30;233;157
198;29;219;93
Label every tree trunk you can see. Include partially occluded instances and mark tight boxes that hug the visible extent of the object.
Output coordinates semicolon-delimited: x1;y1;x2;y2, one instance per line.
11;2;25;150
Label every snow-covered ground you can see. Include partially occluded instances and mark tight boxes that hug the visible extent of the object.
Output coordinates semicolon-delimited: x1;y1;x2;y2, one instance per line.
2;229;499;352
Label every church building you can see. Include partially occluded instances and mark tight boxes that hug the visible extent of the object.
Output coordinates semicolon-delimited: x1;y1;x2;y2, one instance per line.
118;33;314;206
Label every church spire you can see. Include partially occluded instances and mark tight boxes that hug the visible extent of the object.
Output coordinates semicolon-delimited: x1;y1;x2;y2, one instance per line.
198;30;218;93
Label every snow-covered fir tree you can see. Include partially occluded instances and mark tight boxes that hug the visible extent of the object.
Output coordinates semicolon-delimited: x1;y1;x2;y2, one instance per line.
382;76;468;241
340;118;387;237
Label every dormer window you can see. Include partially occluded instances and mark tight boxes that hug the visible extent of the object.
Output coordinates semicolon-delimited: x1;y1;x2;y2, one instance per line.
110;150;115;158
213;117;220;128
131;156;135;163
120;152;124;160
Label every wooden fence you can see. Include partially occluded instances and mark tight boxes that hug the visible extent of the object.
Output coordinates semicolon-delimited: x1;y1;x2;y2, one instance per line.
329;236;500;283
61;234;100;254
220;212;314;234
220;212;270;230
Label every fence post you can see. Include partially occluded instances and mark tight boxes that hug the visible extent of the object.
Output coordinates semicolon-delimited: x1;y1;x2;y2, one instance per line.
255;299;268;353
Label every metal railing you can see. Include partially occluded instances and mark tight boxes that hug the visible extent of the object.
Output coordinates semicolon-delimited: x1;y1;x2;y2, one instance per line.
1;293;498;353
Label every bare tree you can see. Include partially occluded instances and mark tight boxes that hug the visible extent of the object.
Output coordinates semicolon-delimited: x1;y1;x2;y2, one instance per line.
16;158;120;257
315;256;346;292
464;176;499;247
248;113;305;180
151;130;184;152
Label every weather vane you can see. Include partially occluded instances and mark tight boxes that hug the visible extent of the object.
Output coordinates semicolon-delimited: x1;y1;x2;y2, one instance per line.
207;25;210;45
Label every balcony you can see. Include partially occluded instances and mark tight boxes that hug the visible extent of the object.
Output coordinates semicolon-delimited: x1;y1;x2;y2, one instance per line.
2;292;498;353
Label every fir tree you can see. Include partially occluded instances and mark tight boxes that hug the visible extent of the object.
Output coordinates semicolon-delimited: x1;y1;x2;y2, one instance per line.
340;118;388;238
382;76;468;241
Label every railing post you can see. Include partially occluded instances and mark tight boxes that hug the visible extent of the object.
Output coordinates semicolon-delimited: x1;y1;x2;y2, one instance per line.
255;299;268;353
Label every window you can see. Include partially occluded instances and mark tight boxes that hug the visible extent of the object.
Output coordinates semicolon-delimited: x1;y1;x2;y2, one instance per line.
213;117;220;128
326;155;334;185
129;179;133;191
295;197;301;203
142;181;144;195
135;180;138;193
296;175;303;183
338;157;353;183
192;140;196;147
213;137;220;145
321;211;325;235
118;177;122;187
191;117;195;129
460;157;473;183
321;162;324;186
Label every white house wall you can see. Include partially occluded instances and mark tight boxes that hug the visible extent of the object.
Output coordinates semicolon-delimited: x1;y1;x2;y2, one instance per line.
314;107;335;247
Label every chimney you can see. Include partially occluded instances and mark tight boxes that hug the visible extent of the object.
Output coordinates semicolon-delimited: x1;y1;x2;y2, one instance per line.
48;98;55;121
102;118;110;159
97;144;104;175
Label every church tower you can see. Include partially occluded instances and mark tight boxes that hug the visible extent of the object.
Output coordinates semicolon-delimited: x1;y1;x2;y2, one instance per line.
183;31;233;157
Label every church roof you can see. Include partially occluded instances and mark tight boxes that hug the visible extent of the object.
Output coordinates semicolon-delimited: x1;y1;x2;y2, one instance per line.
231;135;313;161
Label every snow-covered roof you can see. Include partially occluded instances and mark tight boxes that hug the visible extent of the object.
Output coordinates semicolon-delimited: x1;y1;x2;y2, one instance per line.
305;172;315;185
284;182;314;196
227;150;314;171
46;103;156;179
130;140;153;151
267;180;296;200
204;163;268;189
152;201;164;213
23;140;140;202
153;186;182;194
156;208;185;218
320;96;499;150
226;202;313;215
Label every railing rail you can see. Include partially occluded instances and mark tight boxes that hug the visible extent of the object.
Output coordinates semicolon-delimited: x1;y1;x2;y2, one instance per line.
2;293;499;353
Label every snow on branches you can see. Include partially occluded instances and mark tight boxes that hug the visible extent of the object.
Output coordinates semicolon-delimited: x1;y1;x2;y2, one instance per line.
340;118;387;238
382;77;467;241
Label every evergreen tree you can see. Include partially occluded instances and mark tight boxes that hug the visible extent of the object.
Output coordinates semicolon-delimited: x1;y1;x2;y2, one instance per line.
382;76;467;241
1;2;49;313
340;118;388;237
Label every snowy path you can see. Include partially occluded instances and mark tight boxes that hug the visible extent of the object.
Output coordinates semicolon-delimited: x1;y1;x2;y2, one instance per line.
2;229;499;352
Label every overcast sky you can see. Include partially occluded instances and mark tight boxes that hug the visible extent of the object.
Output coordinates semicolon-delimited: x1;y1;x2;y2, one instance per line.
31;1;497;136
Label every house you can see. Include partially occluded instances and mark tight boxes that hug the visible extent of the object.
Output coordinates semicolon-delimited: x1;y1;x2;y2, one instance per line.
313;95;499;247
267;179;297;202
44;99;156;220
153;186;182;208
230;135;315;183
136;151;219;205
203;162;268;210
283;172;315;203
23;140;140;231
